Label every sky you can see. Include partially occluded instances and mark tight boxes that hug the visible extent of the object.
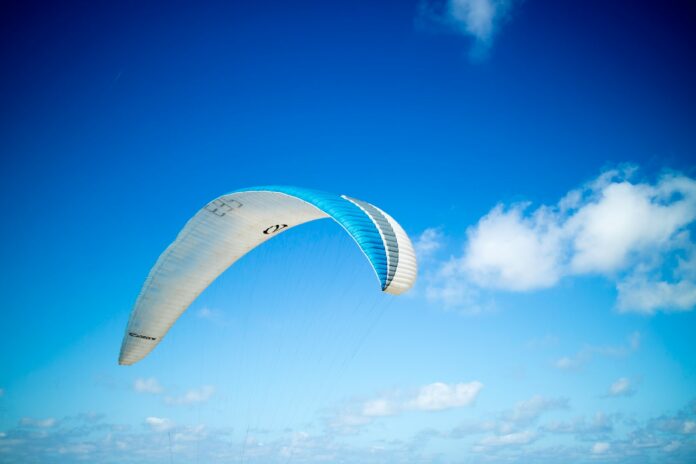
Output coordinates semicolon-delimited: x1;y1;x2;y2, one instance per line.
1;0;695;462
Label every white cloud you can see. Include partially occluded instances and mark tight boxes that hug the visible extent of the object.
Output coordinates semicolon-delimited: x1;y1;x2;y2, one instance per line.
407;381;484;411
425;168;696;314
419;0;516;58
462;204;563;290
144;416;174;432
133;377;163;395
607;377;634;397
332;381;483;430
414;228;444;259
592;441;610;454
165;385;215;406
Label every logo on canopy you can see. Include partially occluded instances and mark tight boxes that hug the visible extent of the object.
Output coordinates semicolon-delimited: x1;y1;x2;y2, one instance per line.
263;224;289;234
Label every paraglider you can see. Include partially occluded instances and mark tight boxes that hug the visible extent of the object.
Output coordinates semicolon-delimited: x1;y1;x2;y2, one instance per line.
119;186;417;365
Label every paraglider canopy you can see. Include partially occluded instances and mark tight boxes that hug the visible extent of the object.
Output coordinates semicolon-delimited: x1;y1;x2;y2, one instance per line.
119;186;417;365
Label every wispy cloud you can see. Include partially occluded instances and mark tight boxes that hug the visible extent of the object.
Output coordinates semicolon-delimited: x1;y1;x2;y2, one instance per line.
419;0;517;58
554;332;640;370
664;440;682;452
425;167;696;315
414;228;444;260
592;441;610;454
196;306;228;325
133;377;163;394
165;385;215;406
475;429;537;450
450;395;568;453
507;395;569;423
606;377;635;397
19;417;56;428
542;411;614;437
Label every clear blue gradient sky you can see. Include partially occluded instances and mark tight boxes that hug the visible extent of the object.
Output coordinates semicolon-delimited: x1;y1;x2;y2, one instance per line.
1;1;695;462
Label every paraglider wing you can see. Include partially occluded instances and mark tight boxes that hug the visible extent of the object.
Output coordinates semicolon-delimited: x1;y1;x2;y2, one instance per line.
118;186;417;365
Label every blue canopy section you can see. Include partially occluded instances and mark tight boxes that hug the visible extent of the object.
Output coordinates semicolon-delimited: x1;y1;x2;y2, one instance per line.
235;186;389;289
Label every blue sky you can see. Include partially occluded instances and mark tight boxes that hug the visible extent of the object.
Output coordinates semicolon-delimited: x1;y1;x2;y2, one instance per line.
1;0;695;462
